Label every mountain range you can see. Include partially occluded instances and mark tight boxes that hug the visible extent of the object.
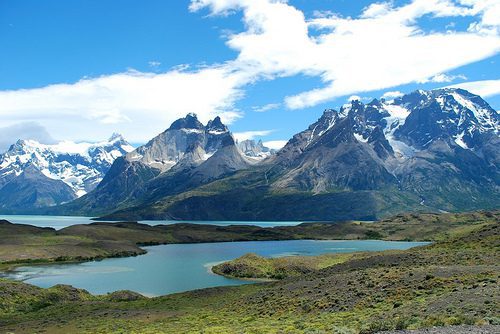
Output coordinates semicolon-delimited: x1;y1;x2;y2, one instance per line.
0;134;133;211
2;88;499;220
45;114;270;216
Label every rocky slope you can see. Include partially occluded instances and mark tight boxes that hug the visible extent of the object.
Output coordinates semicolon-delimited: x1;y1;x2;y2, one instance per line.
267;89;499;207
100;88;499;221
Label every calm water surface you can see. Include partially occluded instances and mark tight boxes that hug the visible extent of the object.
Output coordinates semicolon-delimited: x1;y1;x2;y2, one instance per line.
0;214;303;229
5;239;428;296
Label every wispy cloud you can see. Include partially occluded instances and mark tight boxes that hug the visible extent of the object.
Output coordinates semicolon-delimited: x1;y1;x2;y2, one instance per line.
446;79;500;97
0;122;56;152
233;130;274;141
148;61;161;68
252;103;281;113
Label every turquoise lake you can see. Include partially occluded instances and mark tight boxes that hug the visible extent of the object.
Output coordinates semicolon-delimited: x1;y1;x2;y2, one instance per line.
0;215;428;297
4;240;428;296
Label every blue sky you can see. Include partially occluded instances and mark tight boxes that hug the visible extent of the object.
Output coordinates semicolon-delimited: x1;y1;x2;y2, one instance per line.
0;0;499;149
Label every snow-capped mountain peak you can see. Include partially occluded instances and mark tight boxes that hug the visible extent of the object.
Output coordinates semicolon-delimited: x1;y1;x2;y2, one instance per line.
108;132;125;141
363;88;499;155
0;135;134;198
127;114;241;171
393;88;499;151
279;88;499;163
436;89;498;133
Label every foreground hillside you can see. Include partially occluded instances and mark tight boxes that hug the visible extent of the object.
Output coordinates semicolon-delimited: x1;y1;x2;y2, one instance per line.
0;212;498;333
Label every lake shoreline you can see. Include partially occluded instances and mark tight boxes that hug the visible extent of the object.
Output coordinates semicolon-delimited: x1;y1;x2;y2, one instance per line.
1;215;445;272
0;210;497;296
2;210;496;270
0;235;430;273
0;219;497;333
1;237;428;294
1;238;429;296
0;211;497;333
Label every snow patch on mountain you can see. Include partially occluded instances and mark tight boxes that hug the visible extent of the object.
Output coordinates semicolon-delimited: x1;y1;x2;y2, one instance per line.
454;131;469;149
353;133;368;143
381;103;416;158
450;92;498;133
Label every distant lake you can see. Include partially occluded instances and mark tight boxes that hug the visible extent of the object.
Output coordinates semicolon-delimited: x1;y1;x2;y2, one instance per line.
4;239;429;297
0;214;304;229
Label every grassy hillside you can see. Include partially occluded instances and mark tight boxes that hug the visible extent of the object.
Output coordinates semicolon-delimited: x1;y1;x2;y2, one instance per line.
0;216;498;333
102;186;426;222
0;220;147;270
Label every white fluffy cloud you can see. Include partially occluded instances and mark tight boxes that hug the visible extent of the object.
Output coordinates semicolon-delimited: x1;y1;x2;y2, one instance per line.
347;95;362;102
1;0;499;144
0;68;245;143
419;73;467;83
193;0;500;109
461;0;500;35
382;91;404;99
